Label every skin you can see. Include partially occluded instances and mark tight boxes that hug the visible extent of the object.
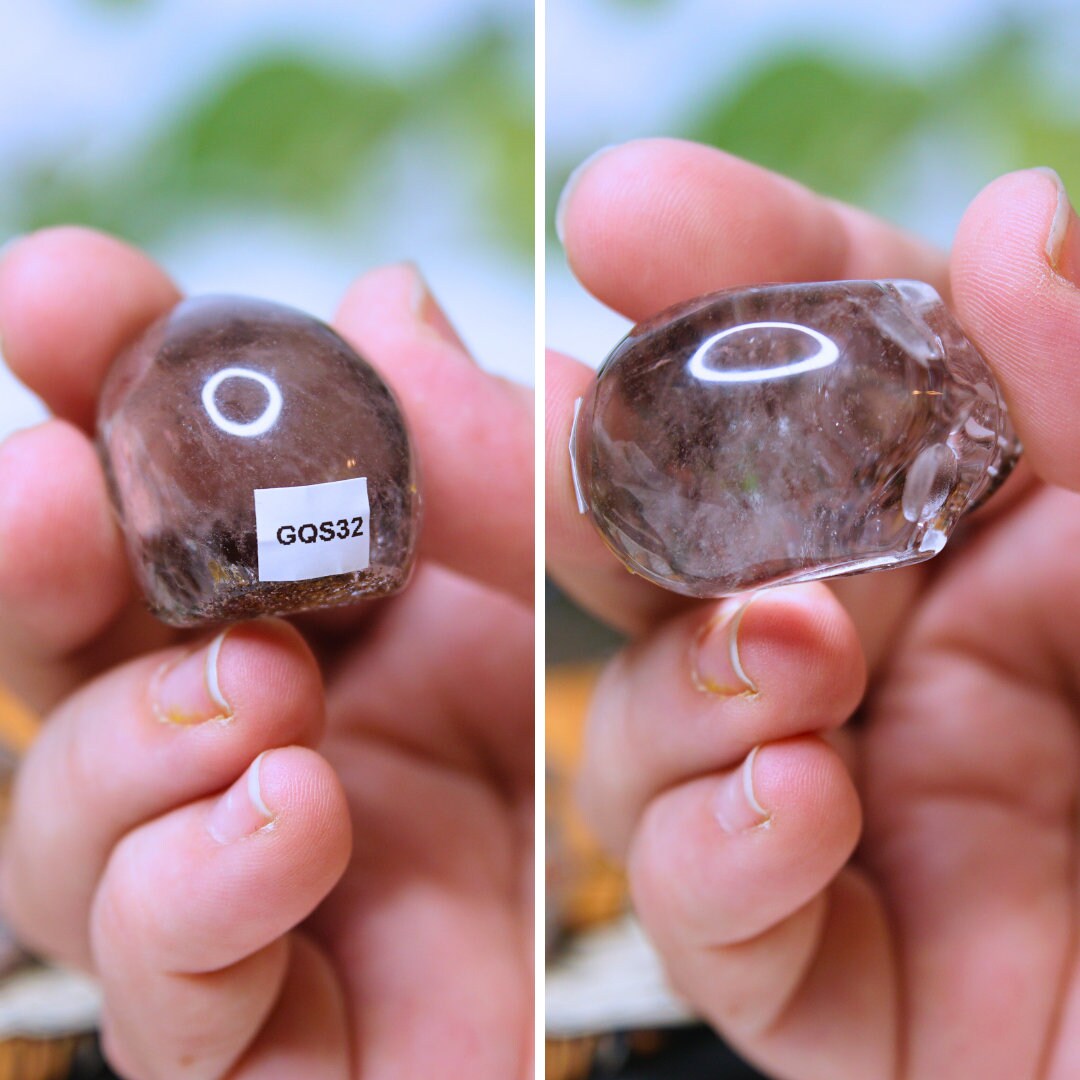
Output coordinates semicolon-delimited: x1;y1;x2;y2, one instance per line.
0;231;534;1080
549;139;1080;1080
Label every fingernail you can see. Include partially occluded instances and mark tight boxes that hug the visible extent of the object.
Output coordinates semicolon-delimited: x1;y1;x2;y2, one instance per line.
206;751;276;843
1037;167;1080;283
555;144;620;247
713;746;771;833
151;629;233;726
691;595;758;697
407;263;469;352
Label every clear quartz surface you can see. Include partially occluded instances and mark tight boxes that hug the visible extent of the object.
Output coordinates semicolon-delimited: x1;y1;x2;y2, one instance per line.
571;280;1021;598
98;295;420;627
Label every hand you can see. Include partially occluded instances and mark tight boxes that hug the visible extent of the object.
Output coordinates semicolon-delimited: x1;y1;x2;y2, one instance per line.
0;230;534;1079
549;139;1080;1080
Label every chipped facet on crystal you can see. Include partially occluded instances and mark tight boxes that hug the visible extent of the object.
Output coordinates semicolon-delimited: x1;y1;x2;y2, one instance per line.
98;295;420;626
571;280;1020;597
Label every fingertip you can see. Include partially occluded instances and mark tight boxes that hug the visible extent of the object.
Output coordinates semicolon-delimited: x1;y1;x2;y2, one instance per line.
689;583;868;728
559;137;845;319
335;261;469;359
256;746;353;881
209;745;353;943
631;735;860;948
335;261;420;336
96;746;351;976
952;167;1058;274
215;618;324;732
738;584;868;723
751;735;862;847
554;142;622;247
338;260;468;354
0;226;180;428
952;167;1080;491
0;618;334;967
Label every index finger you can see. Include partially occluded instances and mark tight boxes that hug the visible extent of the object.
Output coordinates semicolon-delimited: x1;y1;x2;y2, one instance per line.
548;140;951;632
0;227;181;429
558;137;949;322
0;230;182;663
334;264;534;605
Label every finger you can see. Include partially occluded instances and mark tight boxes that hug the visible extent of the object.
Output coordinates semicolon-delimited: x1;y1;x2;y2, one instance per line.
101;934;349;1080
334;264;533;604
579;584;866;854
629;736;895;1080
326;562;534;788
0;419;131;656
0;602;174;718
228;933;349;1080
312;738;531;1080
1;619;325;967
99;940;289;1080
91;748;351;1080
850;488;1080;1080
93;748;349;973
951;167;1080;492
558;138;948;321
315;563;533;1079
0;227;180;429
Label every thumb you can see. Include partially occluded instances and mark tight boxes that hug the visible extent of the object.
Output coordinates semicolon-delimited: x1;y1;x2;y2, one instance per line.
951;167;1080;492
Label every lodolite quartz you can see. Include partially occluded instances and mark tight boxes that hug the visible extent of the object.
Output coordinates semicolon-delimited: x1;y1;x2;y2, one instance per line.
571;280;1020;597
98;295;420;626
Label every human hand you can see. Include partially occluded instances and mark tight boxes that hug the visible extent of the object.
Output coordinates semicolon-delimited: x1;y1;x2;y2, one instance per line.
549;139;1080;1080
0;230;534;1079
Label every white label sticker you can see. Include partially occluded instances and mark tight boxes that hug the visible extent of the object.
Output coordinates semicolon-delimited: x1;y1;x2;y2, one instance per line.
254;477;370;582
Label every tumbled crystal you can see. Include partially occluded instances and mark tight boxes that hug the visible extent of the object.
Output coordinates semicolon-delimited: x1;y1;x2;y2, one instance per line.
98;295;420;626
571;280;1020;597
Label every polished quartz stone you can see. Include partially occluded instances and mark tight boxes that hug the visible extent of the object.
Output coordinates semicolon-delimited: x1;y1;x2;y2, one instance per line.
571;280;1020;597
99;296;419;626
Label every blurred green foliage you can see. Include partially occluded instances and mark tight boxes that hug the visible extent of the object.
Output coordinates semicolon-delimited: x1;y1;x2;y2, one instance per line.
689;55;929;202
549;23;1080;238
688;27;1080;203
11;25;532;257
162;59;408;207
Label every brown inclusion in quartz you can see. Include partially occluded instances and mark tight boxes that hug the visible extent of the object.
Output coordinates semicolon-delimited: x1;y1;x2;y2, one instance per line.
98;296;419;626
571;280;1020;597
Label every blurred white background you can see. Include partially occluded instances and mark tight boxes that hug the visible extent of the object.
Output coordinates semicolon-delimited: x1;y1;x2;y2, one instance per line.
0;0;533;441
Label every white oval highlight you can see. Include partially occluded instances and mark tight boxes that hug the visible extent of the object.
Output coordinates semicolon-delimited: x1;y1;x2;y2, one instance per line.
687;321;840;384
202;366;283;438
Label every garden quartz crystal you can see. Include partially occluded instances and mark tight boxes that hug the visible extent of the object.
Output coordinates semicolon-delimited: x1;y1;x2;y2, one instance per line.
98;295;420;627
571;280;1020;597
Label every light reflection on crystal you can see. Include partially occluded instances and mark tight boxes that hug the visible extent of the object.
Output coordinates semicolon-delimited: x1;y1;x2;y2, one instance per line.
201;366;284;438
